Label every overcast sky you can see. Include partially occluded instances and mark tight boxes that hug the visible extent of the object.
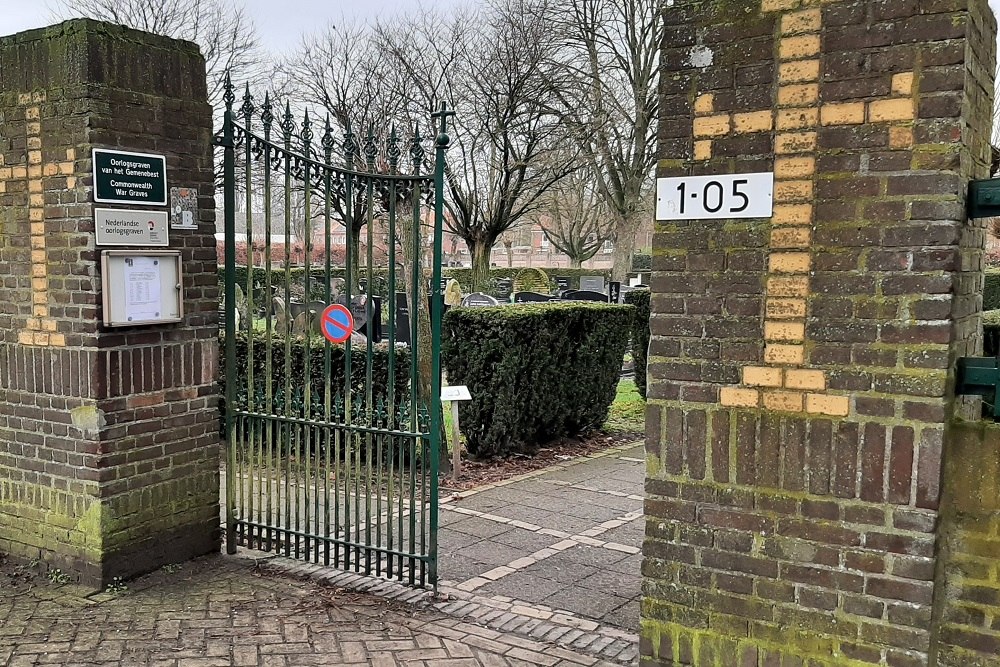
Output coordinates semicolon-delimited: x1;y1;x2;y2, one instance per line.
2;0;469;55
3;1;1000;63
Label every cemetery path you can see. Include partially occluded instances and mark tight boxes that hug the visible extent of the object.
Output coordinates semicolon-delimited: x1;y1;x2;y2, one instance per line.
436;442;645;636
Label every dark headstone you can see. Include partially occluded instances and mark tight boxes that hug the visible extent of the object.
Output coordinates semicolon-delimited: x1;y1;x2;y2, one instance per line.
370;296;383;343
394;292;410;345
608;281;622;303
565;290;607;302
495;278;513;300
462;292;499;307
514;291;555;303
555;277;571;291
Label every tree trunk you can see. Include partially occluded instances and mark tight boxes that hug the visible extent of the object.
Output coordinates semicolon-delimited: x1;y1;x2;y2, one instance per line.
504;242;513;267
348;227;361;293
611;213;640;282
570;257;583;269
469;240;492;291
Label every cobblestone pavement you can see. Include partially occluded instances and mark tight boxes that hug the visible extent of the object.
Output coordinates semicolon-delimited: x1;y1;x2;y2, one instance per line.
0;552;631;667
437;442;645;633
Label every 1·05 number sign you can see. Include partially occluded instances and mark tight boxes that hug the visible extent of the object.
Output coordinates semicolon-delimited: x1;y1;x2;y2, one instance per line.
656;172;774;220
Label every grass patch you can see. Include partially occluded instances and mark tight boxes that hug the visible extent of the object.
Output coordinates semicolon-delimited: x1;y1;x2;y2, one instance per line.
603;378;645;435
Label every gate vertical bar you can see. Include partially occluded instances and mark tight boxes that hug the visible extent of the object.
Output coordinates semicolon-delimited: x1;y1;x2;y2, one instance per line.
428;102;452;588
223;73;238;556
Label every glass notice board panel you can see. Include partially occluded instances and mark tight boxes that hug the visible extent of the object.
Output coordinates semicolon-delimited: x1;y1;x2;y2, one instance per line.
101;250;183;327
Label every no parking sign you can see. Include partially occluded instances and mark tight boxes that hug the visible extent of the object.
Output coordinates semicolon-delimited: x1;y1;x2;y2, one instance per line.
320;304;354;344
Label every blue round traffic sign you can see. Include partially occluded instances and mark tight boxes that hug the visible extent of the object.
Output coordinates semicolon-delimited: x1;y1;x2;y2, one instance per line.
320;304;354;344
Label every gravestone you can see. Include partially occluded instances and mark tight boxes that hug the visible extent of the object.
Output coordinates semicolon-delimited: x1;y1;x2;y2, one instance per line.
607;281;621;304
394;292;411;345
579;275;604;292
369;296;383;343
554;276;571;292
495;278;513;301
513;291;554;303
461;292;498;307
564;290;606;302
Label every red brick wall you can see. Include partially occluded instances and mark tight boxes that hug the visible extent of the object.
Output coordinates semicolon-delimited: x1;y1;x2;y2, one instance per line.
0;20;219;587
642;1;996;665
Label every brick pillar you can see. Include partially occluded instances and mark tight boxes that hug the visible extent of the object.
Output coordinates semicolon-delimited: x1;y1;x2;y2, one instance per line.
0;19;219;587
643;1;995;665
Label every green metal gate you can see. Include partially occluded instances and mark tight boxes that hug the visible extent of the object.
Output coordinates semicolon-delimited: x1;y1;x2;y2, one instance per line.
217;75;448;588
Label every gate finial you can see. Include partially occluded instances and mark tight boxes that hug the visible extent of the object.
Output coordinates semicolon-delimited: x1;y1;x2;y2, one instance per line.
239;83;254;121
261;92;274;138
321;114;334;161
388;125;400;174
410;124;424;174
301;109;313;156
343;119;357;168
431;101;454;148
223;70;235;109
363;123;377;171
281;101;295;141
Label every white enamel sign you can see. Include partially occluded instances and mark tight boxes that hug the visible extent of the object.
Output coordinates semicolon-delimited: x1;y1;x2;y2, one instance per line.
656;172;774;220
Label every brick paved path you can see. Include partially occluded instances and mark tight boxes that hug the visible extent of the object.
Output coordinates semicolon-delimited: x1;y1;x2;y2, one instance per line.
0;552;627;667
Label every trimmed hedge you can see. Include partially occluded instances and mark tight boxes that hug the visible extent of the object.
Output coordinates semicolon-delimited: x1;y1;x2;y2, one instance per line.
624;289;651;399
442;302;633;458
222;333;411;423
631;253;651;272
985;309;1000;356
986;269;1000;310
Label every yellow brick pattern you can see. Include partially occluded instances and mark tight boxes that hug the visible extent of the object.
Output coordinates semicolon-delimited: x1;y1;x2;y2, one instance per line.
6;92;67;348
686;1;918;418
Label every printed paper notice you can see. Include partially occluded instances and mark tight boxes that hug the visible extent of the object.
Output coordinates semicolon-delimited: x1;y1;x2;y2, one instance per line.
124;256;162;322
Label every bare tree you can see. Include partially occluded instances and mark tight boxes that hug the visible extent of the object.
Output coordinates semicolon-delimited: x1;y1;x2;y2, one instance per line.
536;169;614;268
52;0;265;110
274;19;408;285
375;0;576;290
549;0;662;281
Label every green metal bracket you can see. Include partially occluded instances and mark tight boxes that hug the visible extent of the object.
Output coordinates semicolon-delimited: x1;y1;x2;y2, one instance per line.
968;178;1000;218
957;357;1000;419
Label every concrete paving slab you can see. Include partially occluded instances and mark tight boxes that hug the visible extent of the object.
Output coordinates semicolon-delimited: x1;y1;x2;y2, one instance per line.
438;442;644;633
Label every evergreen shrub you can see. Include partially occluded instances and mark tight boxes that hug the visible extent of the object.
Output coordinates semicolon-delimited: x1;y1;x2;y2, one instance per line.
623;288;651;399
442;302;632;458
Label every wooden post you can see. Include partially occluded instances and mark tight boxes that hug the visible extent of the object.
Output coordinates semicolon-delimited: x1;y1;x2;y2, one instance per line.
451;401;461;483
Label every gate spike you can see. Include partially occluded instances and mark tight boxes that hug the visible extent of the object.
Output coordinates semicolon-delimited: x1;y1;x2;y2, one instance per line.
261;92;274;137
363;124;378;171
223;71;235;108
240;83;255;120
410;124;424;173
343;119;357;168
387;125;400;174
321;114;335;161
281;101;295;140
301;109;313;155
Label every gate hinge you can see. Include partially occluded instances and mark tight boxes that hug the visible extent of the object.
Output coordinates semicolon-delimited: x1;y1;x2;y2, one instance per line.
956;356;1000;419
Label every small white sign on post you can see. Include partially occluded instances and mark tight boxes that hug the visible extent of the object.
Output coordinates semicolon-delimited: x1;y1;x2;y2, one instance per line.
656;172;774;220
442;385;472;482
442;385;472;401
